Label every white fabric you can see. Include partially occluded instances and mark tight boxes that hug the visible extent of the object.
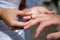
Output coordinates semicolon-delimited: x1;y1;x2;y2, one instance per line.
0;0;22;9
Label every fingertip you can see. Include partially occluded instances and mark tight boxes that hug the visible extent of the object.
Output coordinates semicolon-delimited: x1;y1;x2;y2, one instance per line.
47;34;55;40
35;35;38;38
35;33;38;38
35;31;37;38
35;30;40;38
24;24;29;29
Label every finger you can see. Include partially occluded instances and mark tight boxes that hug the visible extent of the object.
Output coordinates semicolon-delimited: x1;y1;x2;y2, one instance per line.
47;32;60;40
11;21;25;28
18;11;32;16
23;16;31;20
31;14;38;19
24;18;39;29
35;20;53;38
24;19;34;29
35;23;46;38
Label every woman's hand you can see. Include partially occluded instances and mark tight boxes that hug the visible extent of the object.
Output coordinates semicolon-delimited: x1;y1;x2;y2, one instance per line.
0;8;31;30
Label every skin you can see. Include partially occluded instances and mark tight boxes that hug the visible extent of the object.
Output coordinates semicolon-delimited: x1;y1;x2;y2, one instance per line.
23;7;60;40
23;7;55;20
0;8;31;30
0;7;60;40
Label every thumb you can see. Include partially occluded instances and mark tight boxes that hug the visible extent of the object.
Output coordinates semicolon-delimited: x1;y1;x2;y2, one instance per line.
47;32;60;40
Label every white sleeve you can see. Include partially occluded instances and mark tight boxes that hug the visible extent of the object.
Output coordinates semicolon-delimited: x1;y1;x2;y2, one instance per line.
0;0;19;9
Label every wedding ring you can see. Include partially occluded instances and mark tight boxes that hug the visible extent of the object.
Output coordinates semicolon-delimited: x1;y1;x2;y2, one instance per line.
31;15;32;19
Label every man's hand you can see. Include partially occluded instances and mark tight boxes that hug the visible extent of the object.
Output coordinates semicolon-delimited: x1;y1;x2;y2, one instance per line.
0;8;31;30
23;6;55;20
24;13;60;39
23;6;60;40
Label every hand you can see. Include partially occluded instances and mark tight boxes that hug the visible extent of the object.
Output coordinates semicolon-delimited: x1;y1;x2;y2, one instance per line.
24;13;60;39
23;7;60;40
23;6;55;20
0;8;31;30
23;6;56;29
